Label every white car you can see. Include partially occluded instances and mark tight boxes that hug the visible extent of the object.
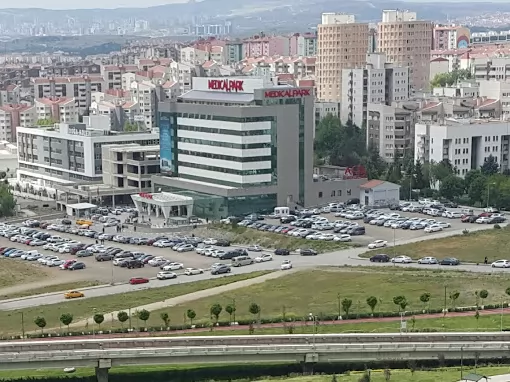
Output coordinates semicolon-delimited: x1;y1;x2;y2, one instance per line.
492;260;510;268
184;267;203;276
176;244;194;252
391;255;412;263
318;233;336;241
48;259;65;267
154;240;173;248
162;262;184;271
255;254;273;262
280;260;293;270
436;221;451;229
38;255;58;265
424;224;443;233
247;245;263;252
157;271;177;280
196;245;213;255
333;234;351;242
148;257;166;266
203;248;216;257
203;238;218;245
368;240;388;249
476;217;491;224
418;256;438;264
212;250;226;258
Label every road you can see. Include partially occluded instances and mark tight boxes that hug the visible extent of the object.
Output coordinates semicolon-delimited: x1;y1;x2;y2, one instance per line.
0;222;504;311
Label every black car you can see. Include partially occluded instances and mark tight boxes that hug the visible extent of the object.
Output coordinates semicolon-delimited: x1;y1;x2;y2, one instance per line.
300;249;318;256
216;239;231;247
275;248;290;256
69;262;86;270
345;198;360;205
95;253;113;261
442;201;458;208
349;226;366;235
126;259;144;269
370;254;390;262
219;249;247;260
490;216;506;224
439;257;460;266
280;216;296;224
211;264;231;275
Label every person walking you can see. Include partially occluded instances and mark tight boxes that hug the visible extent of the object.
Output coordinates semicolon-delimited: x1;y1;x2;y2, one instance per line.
484;256;488;265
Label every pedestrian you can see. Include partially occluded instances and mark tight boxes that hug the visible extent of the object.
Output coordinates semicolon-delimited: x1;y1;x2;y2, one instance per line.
102;227;105;234
484;256;488;265
95;239;98;244
133;225;137;232
101;239;104;245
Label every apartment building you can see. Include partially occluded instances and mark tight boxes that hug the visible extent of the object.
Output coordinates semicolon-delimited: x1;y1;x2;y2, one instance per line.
34;97;79;125
31;75;105;114
89;98;139;129
101;64;139;90
225;40;244;65
168;61;195;94
102;143;160;190
316;13;369;102
0;85;21;106
415;119;510;176
471;30;510;45
473;57;510;82
478;80;510;120
341;53;410;127
377;10;433;93
367;103;416;161
433;25;470;50
290;33;317;57
130;80;159;130
243;35;290;58
0;104;34;142
16;118;159;186
432;82;479;98
180;47;210;64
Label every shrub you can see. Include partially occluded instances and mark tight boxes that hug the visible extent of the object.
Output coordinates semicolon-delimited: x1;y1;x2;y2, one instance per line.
494;224;501;229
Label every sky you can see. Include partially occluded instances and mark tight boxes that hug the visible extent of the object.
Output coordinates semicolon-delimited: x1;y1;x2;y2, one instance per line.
1;0;190;9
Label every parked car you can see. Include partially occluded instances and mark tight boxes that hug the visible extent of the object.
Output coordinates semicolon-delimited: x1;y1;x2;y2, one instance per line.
64;291;84;299
491;259;510;268
129;277;149;285
368;240;388;249
439;257;460;266
157;271;177;280
184;268;204;276
369;254;390;263
274;248;290;256
391;255;412;264
418;257;438;264
300;248;318;256
211;264;231;275
255;254;273;262
69;262;86;270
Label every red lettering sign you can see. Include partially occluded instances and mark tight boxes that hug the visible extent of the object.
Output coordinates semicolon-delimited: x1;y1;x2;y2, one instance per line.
138;193;153;200
264;88;311;98
208;79;244;92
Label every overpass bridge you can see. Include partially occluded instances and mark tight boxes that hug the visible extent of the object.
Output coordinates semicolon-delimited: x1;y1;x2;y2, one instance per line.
2;333;510;381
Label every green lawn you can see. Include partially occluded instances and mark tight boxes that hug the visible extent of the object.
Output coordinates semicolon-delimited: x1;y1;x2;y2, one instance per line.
0;257;49;289
0;281;102;300
362;225;509;263
143;268;510;327
198;224;356;253
0;271;270;335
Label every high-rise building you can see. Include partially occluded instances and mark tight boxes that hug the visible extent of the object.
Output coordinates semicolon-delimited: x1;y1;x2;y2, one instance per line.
316;13;369;102
377;10;433;93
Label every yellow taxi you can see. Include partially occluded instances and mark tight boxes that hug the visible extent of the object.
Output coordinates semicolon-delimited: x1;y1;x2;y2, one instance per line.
64;291;85;299
76;219;93;226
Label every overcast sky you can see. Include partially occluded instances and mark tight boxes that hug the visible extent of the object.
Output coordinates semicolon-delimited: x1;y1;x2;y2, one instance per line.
1;0;189;9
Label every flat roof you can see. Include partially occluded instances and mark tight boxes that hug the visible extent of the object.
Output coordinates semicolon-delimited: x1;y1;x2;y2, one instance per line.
67;202;97;210
158;176;236;190
107;144;160;153
179;90;254;103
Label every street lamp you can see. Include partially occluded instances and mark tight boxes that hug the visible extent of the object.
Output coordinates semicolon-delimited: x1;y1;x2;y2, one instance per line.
20;312;25;339
308;313;317;349
501;301;506;332
487;182;496;209
92;308;97;336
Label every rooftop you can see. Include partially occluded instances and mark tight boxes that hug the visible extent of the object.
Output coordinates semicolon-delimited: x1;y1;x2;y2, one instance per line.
106;144;160;153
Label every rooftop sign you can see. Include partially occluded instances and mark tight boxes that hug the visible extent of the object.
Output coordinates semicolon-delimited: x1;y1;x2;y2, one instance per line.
208;79;244;92
264;88;311;98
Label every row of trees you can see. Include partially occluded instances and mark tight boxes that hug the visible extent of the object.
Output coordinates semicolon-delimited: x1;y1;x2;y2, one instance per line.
430;69;472;88
32;288;510;333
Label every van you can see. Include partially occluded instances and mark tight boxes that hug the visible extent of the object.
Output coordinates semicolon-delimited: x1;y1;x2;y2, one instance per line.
231;255;254;267
461;208;474;216
274;207;290;217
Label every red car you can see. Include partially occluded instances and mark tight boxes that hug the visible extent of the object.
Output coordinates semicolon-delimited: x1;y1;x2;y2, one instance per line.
129;277;149;285
61;259;77;269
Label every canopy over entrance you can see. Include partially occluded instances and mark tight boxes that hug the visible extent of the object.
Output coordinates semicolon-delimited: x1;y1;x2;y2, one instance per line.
131;192;193;221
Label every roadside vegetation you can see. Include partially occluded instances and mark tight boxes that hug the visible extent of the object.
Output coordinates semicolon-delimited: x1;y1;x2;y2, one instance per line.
0;257;50;288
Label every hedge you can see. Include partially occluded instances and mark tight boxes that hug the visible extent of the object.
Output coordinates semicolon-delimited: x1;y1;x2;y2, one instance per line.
3;302;507;341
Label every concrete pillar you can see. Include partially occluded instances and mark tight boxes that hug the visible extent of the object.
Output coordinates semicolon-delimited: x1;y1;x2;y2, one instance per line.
95;367;109;382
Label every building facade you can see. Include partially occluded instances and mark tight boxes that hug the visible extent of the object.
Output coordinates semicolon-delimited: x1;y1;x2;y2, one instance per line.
377;10;433;93
433;25;470;50
316;13;369;102
153;76;364;218
16;118;159;187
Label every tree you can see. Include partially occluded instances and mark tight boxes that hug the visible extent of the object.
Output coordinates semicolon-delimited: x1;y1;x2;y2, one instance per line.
414;160;426;189
431;159;454;185
34;316;46;333
479;289;489;305
0;184;16;218
362;144;387;180
393;296;407;312
505;287;510;298
384;369;391;382
331;375;339;382
124;121;139;132
358;371;371;382
36;118;56;126
117;311;129;328
60;313;73;331
93;313;104;329
137;309;150;327
439;174;464;201
366;296;378;316
341;298;353;318
449;291;460;308
469;175;487;205
420;292;431;312
430;69;471;88
187;309;196;326
249;303;261;323
481;155;499;176
210;303;223;325
225;304;236;323
160;312;170;327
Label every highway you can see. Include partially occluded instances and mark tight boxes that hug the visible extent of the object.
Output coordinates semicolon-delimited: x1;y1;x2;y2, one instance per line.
1;333;510;372
0;223;503;310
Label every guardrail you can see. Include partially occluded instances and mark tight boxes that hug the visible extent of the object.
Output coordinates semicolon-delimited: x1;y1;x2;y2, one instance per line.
2;332;510;353
1;342;510;370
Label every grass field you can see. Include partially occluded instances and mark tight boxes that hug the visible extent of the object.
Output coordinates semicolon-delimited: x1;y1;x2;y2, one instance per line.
0;364;508;381
0;257;49;288
0;281;102;300
197;224;355;253
362;225;509;263
144;268;510;326
0;271;270;335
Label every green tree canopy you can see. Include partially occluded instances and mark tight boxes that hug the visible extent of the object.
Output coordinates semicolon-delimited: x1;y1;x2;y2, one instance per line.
0;185;16;218
430;69;472;88
481;155;499;176
439;174;464;201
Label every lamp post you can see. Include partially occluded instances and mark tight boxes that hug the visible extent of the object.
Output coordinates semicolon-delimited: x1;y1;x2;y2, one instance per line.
308;313;317;349
501;300;506;332
232;298;236;323
20;312;25;339
110;260;114;286
92;308;97;336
